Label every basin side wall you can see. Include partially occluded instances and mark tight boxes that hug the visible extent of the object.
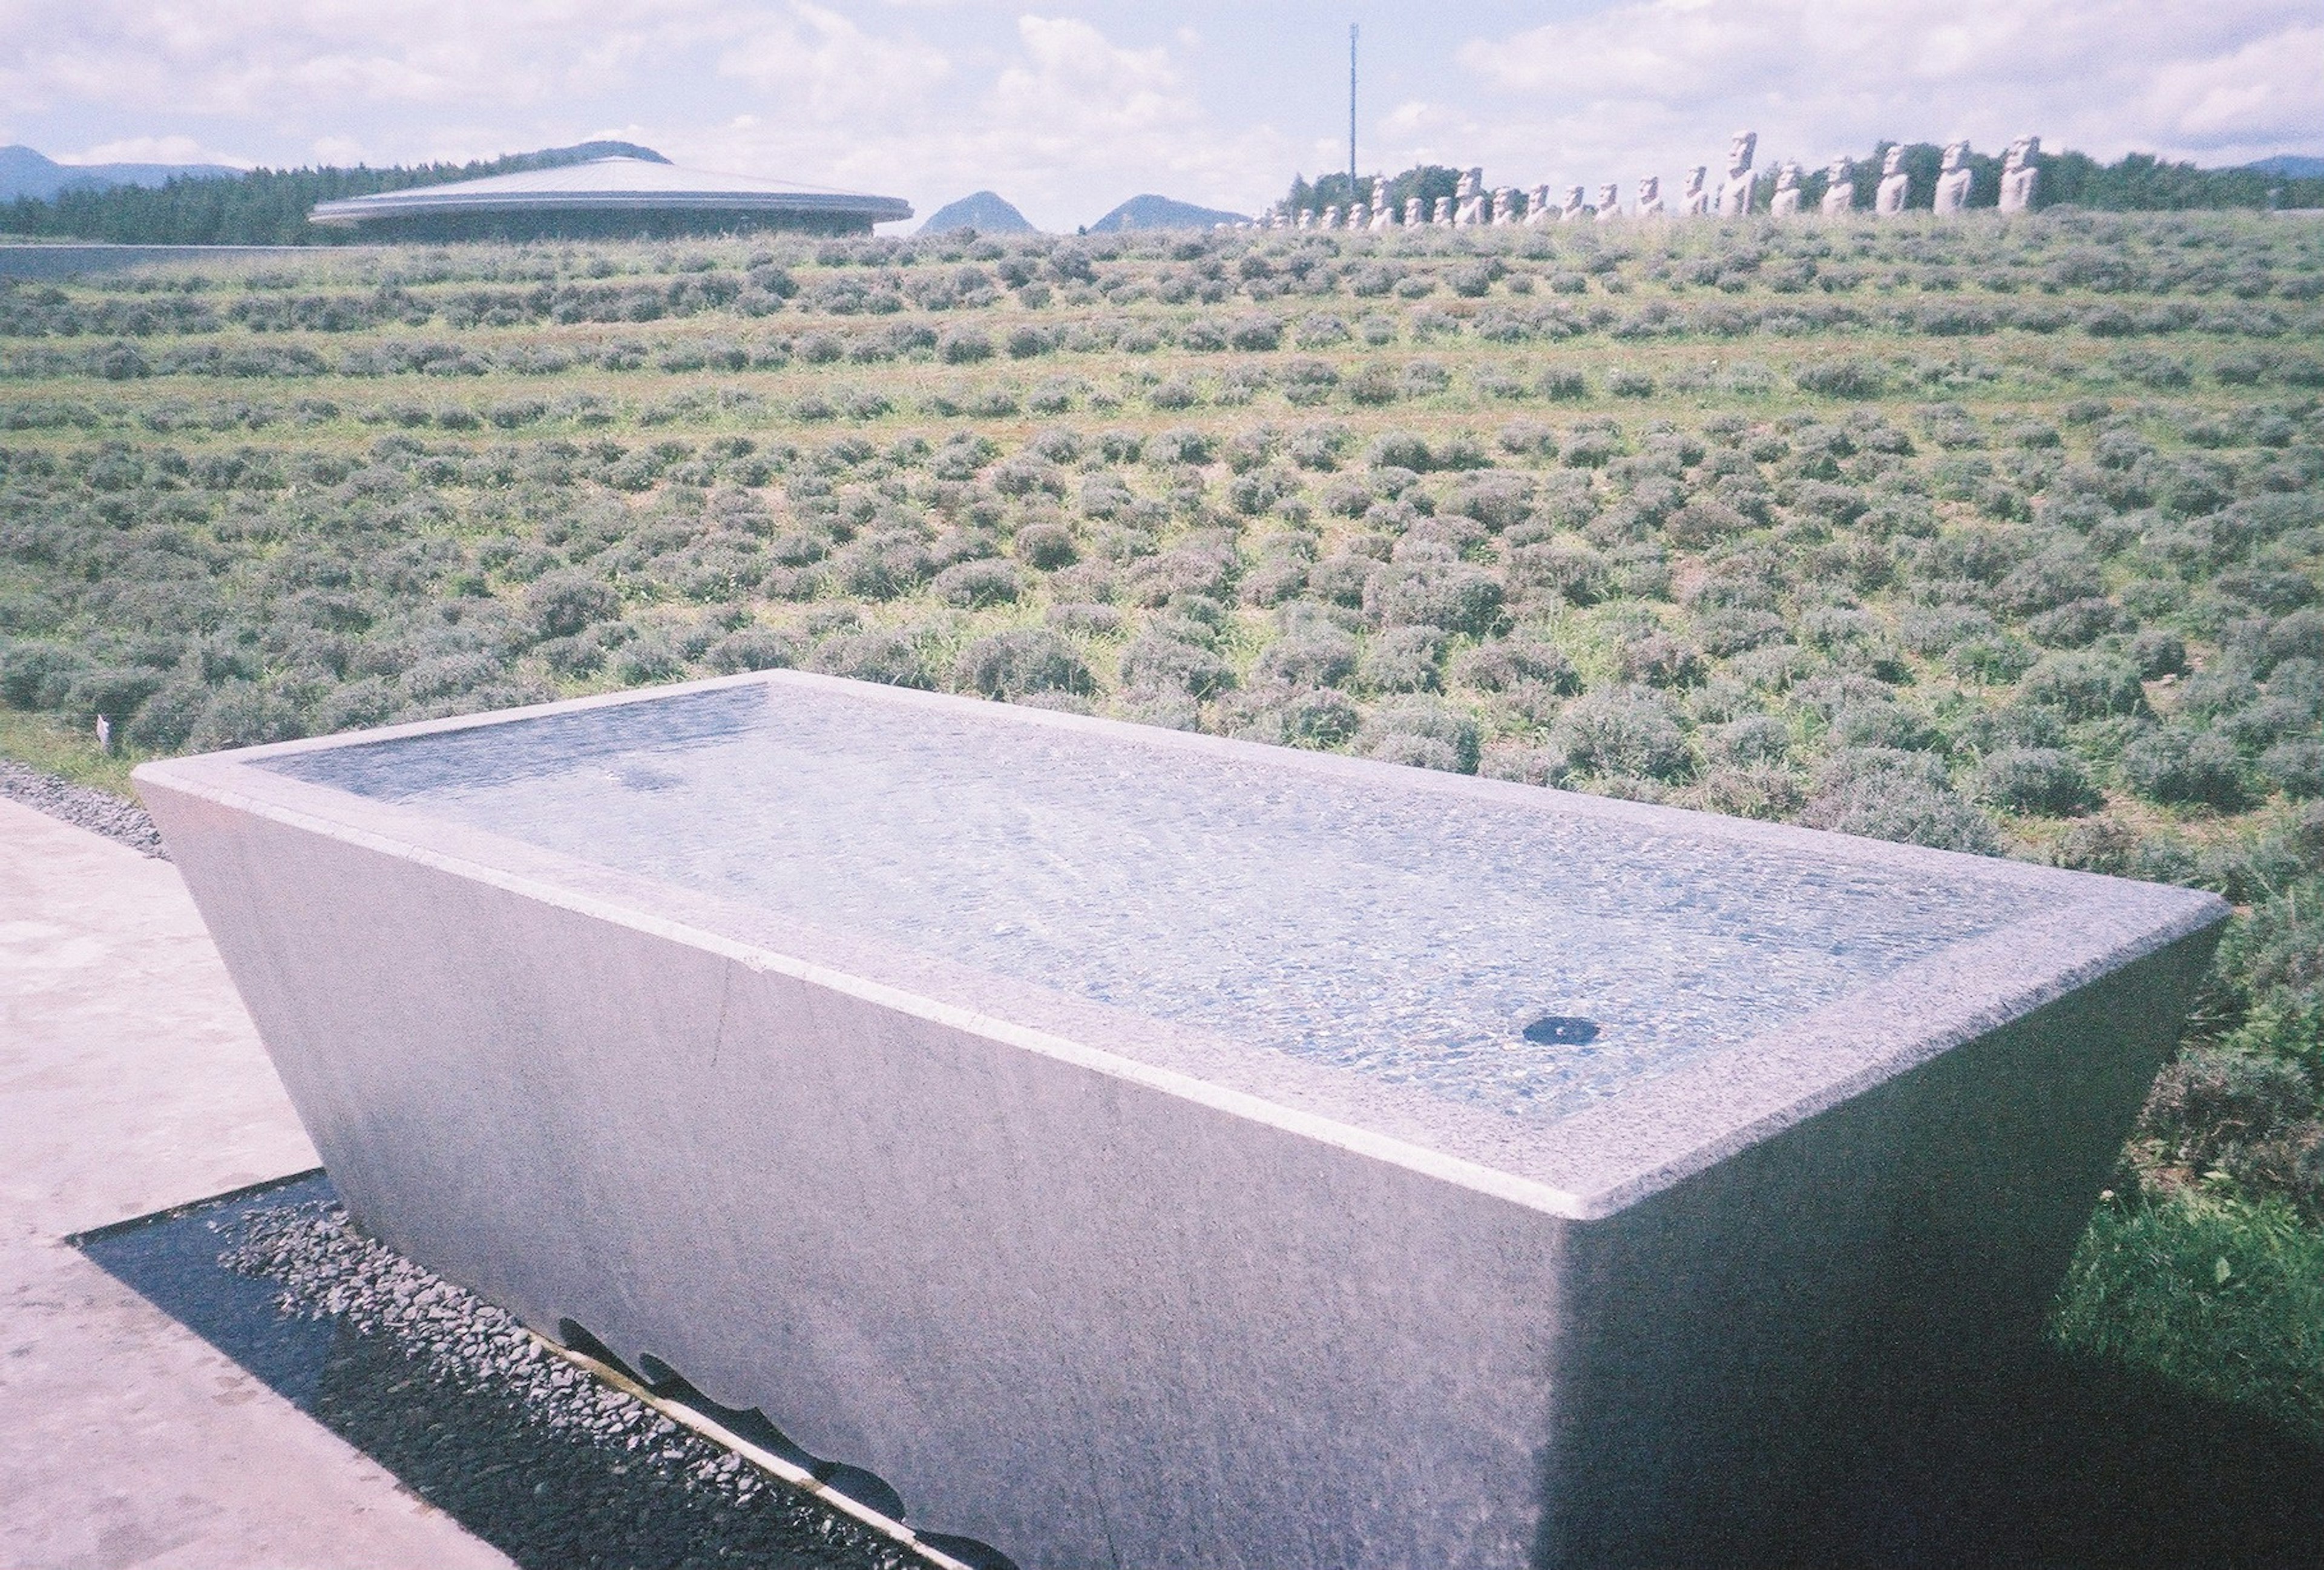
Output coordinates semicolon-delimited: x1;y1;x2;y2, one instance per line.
144;781;1575;1570
1533;925;2220;1566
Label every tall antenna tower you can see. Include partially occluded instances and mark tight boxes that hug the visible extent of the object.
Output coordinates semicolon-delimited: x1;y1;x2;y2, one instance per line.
1348;24;1359;192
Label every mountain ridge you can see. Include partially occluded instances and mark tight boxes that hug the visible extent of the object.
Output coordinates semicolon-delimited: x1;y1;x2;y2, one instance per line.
0;145;240;202
2247;154;2324;179
919;191;1036;235
1086;194;1246;233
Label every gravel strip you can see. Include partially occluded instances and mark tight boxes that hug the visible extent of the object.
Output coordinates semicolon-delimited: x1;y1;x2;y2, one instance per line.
212;1195;913;1570
0;757;168;858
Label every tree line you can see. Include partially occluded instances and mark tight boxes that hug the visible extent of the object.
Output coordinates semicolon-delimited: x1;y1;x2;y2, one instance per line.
1;141;665;246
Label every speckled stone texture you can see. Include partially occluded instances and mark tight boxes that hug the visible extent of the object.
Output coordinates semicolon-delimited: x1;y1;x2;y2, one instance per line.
137;672;2229;1569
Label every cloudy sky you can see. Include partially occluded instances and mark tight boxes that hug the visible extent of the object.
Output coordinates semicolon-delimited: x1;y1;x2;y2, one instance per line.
3;0;2318;230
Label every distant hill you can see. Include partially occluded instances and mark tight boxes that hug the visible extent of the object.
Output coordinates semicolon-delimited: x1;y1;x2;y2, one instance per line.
1086;194;1246;233
486;140;669;174
0;145;240;202
919;191;1036;235
3;140;673;245
2246;154;2324;179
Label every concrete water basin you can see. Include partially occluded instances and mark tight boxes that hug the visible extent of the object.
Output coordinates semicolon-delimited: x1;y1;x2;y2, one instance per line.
136;672;2227;1568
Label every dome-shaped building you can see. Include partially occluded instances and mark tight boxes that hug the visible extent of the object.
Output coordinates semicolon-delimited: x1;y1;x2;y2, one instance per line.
310;156;910;240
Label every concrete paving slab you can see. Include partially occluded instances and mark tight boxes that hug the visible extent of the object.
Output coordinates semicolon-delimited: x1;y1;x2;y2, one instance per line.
1;798;316;1237
1;796;510;1569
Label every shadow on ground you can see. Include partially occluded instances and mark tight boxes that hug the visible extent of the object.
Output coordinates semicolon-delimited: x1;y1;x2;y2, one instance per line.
79;1176;2324;1569
1780;1339;2324;1570
76;1174;904;1570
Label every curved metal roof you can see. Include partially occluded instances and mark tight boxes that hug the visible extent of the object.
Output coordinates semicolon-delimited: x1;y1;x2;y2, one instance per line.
310;157;910;227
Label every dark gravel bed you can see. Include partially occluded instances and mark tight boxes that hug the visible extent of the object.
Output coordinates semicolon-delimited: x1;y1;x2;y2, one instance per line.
0;757;168;858
78;1174;914;1570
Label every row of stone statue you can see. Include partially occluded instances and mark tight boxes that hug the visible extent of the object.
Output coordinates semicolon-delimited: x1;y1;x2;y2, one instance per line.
1262;133;2041;230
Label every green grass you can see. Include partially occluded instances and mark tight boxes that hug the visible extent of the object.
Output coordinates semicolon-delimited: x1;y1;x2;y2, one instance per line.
2053;1191;2324;1442
0;704;140;795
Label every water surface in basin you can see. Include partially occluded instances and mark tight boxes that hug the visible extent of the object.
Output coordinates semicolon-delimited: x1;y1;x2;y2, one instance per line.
268;683;2061;1123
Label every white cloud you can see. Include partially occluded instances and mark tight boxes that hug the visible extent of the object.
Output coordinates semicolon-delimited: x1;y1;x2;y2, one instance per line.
717;2;951;114
0;2;1291;224
975;16;1288;222
2;2;2314;232
1442;0;2324;190
0;1;722;121
988;17;1195;164
58;134;252;168
684;13;1290;228
2138;22;2324;149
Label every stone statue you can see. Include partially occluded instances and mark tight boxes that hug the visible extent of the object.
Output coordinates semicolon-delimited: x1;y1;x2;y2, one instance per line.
1492;187;1519;225
1999;135;2040;213
1875;146;1909;216
1635;174;1664;218
1595;181;1622;221
1433;195;1454;228
1770;161;1802;217
1296;208;1314;229
1681;165;1710;217
1820;156;1856;216
1933;141;1972;215
1559;185;1587;222
1455;167;1487;226
1347;201;1368;230
1526;184;1554;226
1404;195;1426;226
1716;130;1757;217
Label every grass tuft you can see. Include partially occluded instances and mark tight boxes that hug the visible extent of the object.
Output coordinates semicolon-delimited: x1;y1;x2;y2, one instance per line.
2052;1191;2324;1443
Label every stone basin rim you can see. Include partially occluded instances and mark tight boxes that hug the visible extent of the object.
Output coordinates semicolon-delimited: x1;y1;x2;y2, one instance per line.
134;669;2230;1222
